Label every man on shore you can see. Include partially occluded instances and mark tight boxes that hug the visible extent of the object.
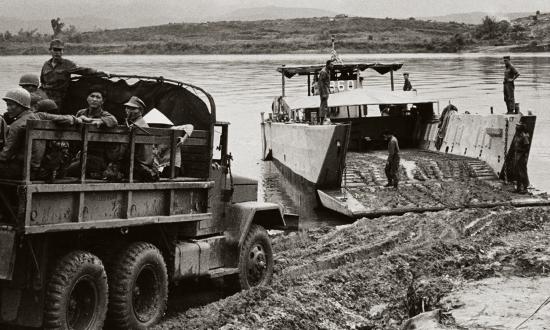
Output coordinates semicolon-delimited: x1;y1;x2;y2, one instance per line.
383;130;400;189
503;55;520;114
403;72;413;91
19;73;48;107
40;39;108;112
513;123;530;194
0;88;45;179
318;60;333;124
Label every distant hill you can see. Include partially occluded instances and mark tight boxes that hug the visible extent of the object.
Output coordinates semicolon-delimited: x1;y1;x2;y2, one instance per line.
218;6;337;21
1;13;548;55
0;6;339;34
422;11;534;24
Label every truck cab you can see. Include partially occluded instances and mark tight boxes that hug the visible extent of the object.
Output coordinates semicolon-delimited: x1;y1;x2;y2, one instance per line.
0;75;285;329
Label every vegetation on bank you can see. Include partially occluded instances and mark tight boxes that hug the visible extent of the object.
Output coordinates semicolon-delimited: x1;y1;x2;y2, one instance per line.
1;13;549;55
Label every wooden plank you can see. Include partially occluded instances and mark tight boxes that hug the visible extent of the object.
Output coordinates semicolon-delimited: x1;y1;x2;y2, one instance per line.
77;192;85;222
24;189;32;229
24;213;212;234
27;181;215;193
170;130;177;179
87;132;129;143
168;189;175;216
128;128;136;183
134;136;172;144
23;121;34;184
80;125;89;183
29;130;81;141
125;191;133;219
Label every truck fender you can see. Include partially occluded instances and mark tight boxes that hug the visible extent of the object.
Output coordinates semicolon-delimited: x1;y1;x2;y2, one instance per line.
226;201;286;248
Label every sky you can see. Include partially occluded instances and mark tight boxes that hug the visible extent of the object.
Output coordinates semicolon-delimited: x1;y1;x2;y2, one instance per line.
1;0;550;20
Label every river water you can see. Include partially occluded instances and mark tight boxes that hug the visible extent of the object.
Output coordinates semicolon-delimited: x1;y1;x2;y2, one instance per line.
1;54;549;225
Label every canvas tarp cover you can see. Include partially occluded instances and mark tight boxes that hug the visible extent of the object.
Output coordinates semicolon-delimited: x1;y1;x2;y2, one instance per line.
277;63;403;78
64;76;211;130
283;88;438;110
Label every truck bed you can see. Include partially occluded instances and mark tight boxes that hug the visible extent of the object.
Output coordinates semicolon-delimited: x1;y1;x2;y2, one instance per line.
318;150;550;218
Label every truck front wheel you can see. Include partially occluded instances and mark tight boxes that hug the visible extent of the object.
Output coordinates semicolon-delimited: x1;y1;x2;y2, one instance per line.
237;224;274;289
107;242;168;329
44;251;108;330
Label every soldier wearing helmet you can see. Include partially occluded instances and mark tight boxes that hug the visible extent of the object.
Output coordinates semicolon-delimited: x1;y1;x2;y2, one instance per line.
33;99;79;181
40;39;108;111
0;88;45;179
19;73;49;107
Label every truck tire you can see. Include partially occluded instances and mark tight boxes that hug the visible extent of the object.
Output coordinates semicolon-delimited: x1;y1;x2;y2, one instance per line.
44;251;108;330
236;224;274;290
107;242;168;329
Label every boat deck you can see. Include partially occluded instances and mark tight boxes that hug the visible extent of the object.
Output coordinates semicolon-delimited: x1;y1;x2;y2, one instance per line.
318;150;549;218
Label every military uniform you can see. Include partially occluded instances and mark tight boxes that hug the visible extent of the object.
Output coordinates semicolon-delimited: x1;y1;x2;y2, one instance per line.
403;78;412;91
66;107;118;178
318;67;330;120
40;58;102;111
0;110;45;179
385;136;400;188
513;129;530;193
34;111;79;180
503;63;519;113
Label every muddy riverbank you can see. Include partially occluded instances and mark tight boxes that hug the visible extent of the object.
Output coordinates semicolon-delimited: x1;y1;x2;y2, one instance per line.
154;206;550;329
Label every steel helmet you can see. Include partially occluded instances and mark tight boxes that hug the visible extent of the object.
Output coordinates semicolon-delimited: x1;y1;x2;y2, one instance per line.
19;74;40;87
35;99;58;113
3;88;31;109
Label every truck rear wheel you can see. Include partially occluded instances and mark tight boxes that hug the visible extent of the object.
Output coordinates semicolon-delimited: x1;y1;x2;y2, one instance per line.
107;242;168;329
236;224;274;290
44;251;108;330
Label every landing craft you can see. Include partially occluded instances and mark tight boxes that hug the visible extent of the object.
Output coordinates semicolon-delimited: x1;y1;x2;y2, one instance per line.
261;56;549;218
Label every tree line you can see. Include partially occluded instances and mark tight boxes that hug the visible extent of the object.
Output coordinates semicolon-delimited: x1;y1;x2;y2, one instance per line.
0;17;82;43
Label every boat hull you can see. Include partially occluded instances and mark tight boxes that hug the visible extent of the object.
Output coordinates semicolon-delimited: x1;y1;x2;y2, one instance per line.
261;122;350;188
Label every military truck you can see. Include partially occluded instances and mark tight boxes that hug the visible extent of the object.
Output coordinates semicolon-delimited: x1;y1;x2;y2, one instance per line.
0;75;286;329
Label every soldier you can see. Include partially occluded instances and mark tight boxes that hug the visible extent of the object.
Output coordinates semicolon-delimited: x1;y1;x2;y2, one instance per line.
318;60;333;124
513;123;530;194
503;55;520;114
19;73;48;107
0;88;45;179
383;130;400;189
40;39;108;112
403;72;413;91
103;96;157;181
65;86;118;179
34;99;79;181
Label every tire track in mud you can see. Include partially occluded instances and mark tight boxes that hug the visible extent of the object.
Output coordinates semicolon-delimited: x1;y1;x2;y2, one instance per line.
153;207;550;330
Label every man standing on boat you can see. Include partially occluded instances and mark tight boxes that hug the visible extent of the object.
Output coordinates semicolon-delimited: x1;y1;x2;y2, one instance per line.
40;39;108;112
403;73;413;91
503;56;520;114
383;130;400;188
318;60;333;124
